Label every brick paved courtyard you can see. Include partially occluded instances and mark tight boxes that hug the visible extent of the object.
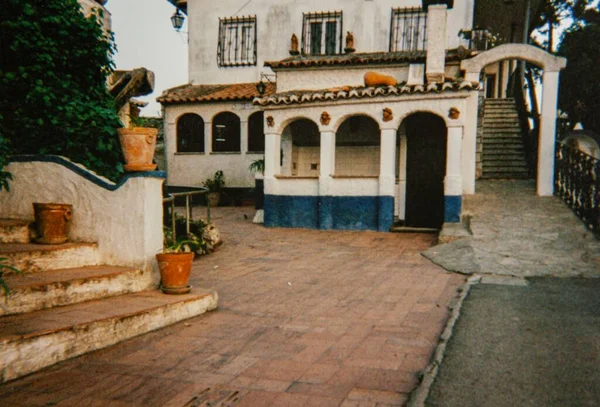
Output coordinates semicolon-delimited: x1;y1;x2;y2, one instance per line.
0;207;464;406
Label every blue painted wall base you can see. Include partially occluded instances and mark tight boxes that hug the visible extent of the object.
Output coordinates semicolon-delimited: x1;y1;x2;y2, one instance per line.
444;195;462;223
265;195;395;231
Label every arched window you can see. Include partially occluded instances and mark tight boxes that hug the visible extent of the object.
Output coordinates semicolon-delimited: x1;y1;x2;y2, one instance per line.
248;112;265;152
176;114;204;153
212;112;241;153
335;115;380;176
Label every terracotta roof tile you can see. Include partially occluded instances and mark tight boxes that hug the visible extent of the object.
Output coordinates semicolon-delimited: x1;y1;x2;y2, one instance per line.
253;81;479;106
265;48;473;70
157;82;276;104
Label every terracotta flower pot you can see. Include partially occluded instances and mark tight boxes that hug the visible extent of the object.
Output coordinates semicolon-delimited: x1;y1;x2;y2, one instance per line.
364;71;398;87
207;192;221;208
33;203;72;245
117;127;158;172
156;252;194;294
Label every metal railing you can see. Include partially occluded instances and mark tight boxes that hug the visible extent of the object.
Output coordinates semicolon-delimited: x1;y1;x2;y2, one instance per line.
469;28;491;51
389;7;427;52
301;11;343;55
217;15;257;67
555;142;600;235
162;188;210;241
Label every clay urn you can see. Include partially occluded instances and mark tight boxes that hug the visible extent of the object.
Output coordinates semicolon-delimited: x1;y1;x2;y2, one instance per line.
117;127;158;172
156;252;194;294
33;203;72;244
364;71;398;87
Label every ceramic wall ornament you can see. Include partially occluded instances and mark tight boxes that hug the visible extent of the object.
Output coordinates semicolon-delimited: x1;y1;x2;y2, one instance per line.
266;116;275;127
383;108;394;122
344;31;355;53
289;34;300;56
320;112;331;126
449;107;460;120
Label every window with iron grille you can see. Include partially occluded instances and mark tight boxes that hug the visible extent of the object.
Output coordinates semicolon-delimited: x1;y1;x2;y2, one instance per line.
389;7;427;52
217;16;257;67
302;11;343;55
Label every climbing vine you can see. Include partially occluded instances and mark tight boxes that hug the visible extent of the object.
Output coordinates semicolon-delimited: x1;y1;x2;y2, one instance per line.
0;0;124;190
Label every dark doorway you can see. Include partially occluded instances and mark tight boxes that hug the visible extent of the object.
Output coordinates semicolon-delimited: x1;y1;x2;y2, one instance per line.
485;74;496;98
404;113;447;229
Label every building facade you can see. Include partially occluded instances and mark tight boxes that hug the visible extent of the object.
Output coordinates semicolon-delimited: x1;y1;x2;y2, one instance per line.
159;0;564;232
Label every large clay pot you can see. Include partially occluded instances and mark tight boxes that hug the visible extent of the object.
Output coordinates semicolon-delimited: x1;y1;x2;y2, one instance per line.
33;203;72;245
117;127;158;172
206;192;221;208
156;252;194;294
364;71;398;87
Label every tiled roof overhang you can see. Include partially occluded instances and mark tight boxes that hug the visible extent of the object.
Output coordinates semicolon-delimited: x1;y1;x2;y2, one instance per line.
253;82;477;107
157;82;276;105
264;48;473;70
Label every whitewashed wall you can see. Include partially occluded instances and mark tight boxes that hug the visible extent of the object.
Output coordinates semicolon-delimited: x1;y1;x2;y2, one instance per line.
164;102;265;188
187;0;475;84
0;158;163;279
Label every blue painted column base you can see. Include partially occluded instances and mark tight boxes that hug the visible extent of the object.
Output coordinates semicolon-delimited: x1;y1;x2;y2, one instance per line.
444;195;462;223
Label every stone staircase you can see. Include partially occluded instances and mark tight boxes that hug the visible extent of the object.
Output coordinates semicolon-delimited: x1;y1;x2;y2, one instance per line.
481;98;531;179
0;219;218;383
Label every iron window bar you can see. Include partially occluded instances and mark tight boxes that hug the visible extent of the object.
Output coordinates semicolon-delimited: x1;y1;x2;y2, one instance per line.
301;11;343;56
217;15;257;67
389;7;427;52
470;28;491;51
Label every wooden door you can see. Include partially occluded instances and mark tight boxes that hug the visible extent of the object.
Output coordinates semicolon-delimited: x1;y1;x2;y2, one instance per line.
404;113;447;229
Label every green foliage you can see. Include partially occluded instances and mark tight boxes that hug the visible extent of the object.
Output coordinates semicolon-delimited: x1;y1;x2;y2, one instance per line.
0;257;23;301
163;216;209;255
248;158;265;174
558;20;600;133
0;0;124;188
203;170;226;193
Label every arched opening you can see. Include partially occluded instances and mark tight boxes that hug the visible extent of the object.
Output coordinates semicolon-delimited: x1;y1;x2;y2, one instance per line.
176;113;204;153
335;115;380;176
402;112;447;229
248;112;265;152
280;118;320;176
212;112;240;153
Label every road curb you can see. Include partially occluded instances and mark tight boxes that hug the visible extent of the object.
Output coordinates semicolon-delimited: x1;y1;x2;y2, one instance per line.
406;274;481;407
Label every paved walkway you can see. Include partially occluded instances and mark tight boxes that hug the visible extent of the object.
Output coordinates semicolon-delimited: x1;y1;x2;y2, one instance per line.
424;180;600;278
0;207;464;406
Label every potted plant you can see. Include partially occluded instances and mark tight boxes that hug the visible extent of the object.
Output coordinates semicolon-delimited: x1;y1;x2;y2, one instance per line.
117;115;158;172
203;170;225;207
156;227;202;295
33;202;72;244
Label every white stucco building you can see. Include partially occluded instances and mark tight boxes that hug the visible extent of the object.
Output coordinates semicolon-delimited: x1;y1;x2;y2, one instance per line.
159;0;565;232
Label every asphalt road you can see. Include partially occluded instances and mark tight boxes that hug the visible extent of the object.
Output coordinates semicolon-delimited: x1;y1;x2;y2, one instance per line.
426;278;600;407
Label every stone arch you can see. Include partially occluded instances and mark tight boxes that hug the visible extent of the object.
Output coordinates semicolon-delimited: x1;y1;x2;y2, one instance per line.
332;111;380;133
335;115;381;177
396;109;448;129
277;115;319;135
280;118;321;177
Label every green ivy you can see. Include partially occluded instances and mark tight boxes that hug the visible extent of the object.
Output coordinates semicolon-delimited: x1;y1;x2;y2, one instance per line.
0;0;124;190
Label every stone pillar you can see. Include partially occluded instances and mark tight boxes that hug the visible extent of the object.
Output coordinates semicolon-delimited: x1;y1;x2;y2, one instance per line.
318;130;336;229
538;70;560;196
397;133;408;221
425;4;447;84
378;128;396;231
501;60;511;98
445;125;463;222
264;132;281;179
240;120;249;154
463;93;479;194
204;121;212;153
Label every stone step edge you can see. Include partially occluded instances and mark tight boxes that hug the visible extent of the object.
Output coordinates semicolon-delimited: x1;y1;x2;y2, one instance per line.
0;290;219;383
0;220;31;244
0;267;154;316
0;242;99;275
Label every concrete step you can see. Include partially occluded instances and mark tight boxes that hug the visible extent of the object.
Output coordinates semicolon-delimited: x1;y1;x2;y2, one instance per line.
483;125;521;131
0;243;99;274
0;288;219;383
480;172;531;179
484;118;520;124
482;142;524;148
0;266;153;316
483;134;522;140
482;154;528;161
0;220;31;244
482;161;529;168
484;98;515;104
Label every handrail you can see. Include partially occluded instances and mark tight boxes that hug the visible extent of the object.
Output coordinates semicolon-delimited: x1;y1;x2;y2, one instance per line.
162;187;210;242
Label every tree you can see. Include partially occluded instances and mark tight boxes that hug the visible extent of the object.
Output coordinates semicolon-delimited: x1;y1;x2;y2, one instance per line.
0;0;124;190
557;10;600;133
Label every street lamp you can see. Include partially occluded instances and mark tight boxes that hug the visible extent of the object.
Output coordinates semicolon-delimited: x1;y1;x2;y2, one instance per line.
171;9;185;32
256;81;267;96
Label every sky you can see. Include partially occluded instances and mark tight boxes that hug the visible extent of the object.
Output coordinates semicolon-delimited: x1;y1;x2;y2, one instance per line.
105;0;188;117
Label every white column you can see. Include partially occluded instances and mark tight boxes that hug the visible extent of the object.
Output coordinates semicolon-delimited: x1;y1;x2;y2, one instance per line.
264;132;281;179
240;120;249;154
462;93;478;194
280;127;293;176
204;121;212;153
445;126;463;197
425;4;447;84
319;130;335;194
379;128;397;196
538;70;560;196
398;133;408;220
